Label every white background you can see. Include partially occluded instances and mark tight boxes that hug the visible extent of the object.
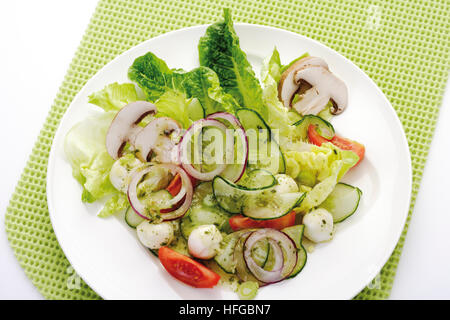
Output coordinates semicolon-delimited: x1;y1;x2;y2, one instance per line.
0;0;448;300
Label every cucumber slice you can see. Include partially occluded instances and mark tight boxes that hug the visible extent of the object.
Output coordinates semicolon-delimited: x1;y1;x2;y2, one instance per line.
212;175;277;214
125;206;145;228
180;205;230;239
236;108;271;133
214;230;248;273
191;182;216;207
247;139;286;175
187;97;205;121
320;182;362;223
289;246;307;278
293;114;335;140
214;228;269;274
237;108;285;174
239;169;277;189
234;232;263;283
252;239;270;268
282;225;307;278
141;189;174;215
282;225;305;248
262;226;305;272
242;192;306;220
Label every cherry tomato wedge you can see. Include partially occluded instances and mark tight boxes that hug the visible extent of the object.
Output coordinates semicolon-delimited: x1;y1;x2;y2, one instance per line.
229;211;297;231
166;173;198;197
307;124;365;165
166;173;182;197
158;247;220;288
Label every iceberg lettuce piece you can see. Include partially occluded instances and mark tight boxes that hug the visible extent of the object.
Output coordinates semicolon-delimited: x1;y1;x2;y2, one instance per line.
88;82;139;112
286;143;358;182
98;193;129;218
280;52;309;74
261;48;335;152
154;90;193;129
286;143;359;212
260;48;302;146
198;9;267;119
297;160;343;212
64;112;117;202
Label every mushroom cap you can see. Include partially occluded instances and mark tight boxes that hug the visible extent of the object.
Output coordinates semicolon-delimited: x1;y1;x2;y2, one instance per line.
293;66;348;115
105;101;157;159
134;117;182;164
278;56;329;109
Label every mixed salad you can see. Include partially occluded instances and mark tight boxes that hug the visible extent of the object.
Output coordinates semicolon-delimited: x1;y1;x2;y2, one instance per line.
64;9;365;299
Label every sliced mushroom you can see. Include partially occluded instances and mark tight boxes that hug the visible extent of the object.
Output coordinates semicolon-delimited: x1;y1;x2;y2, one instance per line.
134;117;182;164
293;66;348;115
106;101;157;159
278;56;329;108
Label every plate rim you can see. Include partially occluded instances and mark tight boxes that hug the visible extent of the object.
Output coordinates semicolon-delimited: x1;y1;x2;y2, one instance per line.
46;23;412;300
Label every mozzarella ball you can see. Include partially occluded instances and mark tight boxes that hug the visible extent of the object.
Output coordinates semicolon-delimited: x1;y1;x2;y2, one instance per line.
303;208;334;243
109;155;143;193
188;225;223;259
136;221;174;249
274;174;299;193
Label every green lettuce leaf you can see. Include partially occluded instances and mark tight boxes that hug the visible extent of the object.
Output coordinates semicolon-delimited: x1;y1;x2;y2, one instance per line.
280;52;309;74
128;52;179;101
285;142;359;212
198;9;267;118
98;193;129;218
181;66;239;115
296;160;343;212
128;52;237;117
261;48;335;151
154;90;193;128
261;48;302;146
88;82;139;112
64;112;117;202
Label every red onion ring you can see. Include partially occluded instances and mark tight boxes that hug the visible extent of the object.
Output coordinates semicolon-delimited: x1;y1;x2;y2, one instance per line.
127;164;193;221
233;232;261;283
179;119;233;181
243;229;298;284
207;112;243;130
206;112;248;182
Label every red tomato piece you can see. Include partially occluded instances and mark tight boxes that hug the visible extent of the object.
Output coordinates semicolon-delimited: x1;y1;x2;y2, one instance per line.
166;173;182;197
307;125;365;165
166;173;198;197
229;211;297;231
158;247;220;288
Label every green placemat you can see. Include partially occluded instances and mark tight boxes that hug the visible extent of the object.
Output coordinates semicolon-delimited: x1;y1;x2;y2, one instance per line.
4;0;449;300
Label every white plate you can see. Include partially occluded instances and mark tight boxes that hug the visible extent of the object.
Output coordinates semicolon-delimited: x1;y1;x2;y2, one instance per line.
47;24;411;300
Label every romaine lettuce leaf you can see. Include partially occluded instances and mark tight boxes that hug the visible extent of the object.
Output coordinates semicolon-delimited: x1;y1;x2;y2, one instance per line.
128;52;237;116
181;66;239;115
198;9;267;118
128;52;179;101
64;112;117;202
88;82;139;112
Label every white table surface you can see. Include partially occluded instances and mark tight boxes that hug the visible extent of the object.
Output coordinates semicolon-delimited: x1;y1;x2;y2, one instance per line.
0;0;448;300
